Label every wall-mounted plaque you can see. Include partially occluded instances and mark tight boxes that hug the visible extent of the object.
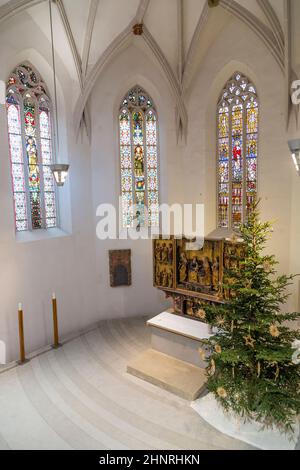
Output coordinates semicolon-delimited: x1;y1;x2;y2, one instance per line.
109;249;131;287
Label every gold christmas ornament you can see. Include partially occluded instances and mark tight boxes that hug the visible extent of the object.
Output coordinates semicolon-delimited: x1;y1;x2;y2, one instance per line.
217;387;227;398
197;309;206;320
269;324;280;338
244;335;255;348
215;344;222;354
216;315;225;326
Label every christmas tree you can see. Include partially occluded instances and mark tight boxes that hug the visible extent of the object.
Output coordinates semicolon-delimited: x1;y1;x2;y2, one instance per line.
202;202;300;434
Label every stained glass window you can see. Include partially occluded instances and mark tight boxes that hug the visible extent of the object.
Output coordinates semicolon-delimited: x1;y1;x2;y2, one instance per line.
6;64;57;232
217;72;258;230
119;86;159;228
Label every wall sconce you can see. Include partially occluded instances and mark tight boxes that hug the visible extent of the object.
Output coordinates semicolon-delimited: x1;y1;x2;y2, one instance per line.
288;139;300;175
50;164;69;187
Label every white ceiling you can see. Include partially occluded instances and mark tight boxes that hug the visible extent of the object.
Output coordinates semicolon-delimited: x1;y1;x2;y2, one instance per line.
0;0;281;85
88;0;140;69
0;0;288;131
63;0;91;59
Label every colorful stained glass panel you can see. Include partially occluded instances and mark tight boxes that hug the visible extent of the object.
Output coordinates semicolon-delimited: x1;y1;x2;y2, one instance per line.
14;192;27;225
132;112;143;146
11;163;26;192
29;192;42;229
218;107;229;138
44;191;56;225
246;101;258;134
40;138;52;165
218;184;229;229
120;110;133;227
7;99;28;231
218;106;229;227
39;109;51;138
232;104;243;136
7;102;21;134
119;87;159;228
231;104;243;229
217;73;258;229
39;106;56;228
246;134;257;160
146;111;159;226
24;101;41;227
132;111;146;223
9;134;23;164
7;65;57;232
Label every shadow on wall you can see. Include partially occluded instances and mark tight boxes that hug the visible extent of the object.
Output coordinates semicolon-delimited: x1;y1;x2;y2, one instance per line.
0;341;6;364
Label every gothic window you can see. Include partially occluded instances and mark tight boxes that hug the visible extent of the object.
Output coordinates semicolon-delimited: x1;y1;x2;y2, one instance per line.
6;64;57;232
119;86;159;228
217;72;258;230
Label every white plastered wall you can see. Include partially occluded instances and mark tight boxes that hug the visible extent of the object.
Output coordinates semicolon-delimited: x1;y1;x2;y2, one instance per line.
1;8;300;363
0;15;171;363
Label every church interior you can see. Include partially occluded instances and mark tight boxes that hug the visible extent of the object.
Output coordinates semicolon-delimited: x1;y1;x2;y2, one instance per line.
0;0;300;452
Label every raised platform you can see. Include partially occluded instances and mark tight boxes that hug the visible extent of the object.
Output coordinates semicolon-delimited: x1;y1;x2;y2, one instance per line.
147;310;212;367
192;393;300;450
127;311;211;399
127;349;207;401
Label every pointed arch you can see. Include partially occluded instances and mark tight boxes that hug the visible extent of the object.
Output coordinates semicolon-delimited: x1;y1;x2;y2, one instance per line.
219;0;284;72
6;63;57;231
217;71;258;229
119;85;159;228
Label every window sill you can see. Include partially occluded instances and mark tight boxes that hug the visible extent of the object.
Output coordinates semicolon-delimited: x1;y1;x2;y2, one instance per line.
16;227;71;244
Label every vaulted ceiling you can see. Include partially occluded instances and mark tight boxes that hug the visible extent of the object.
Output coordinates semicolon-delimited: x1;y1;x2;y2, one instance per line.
0;0;287;80
0;0;291;133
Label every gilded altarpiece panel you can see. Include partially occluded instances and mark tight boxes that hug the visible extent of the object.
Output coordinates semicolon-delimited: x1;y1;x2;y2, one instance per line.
153;236;244;321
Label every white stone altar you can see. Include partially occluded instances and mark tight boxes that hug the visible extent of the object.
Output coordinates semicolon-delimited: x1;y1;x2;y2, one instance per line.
147;310;213;367
127;311;211;399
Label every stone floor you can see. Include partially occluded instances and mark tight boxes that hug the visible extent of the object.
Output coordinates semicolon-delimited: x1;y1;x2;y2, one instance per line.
0;316;256;450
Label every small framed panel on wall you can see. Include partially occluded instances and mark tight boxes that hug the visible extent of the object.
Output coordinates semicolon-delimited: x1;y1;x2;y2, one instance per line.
109;249;132;287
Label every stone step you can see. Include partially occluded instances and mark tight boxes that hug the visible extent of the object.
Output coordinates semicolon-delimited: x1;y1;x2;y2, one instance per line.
127;348;207;401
